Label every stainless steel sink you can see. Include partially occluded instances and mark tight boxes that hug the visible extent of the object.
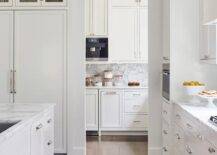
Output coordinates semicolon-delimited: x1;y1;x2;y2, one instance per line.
0;121;20;133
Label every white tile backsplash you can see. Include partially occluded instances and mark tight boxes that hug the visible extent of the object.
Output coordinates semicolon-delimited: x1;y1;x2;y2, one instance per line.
86;63;148;86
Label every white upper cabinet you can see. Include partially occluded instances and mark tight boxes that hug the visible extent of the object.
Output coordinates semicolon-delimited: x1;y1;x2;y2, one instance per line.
202;0;217;24
110;7;137;62
85;0;108;36
109;2;148;63
0;0;12;6
139;0;148;7
0;11;13;103
139;7;148;63
16;0;66;6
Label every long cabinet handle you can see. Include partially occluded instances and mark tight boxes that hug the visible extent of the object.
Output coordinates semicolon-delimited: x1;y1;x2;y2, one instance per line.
10;70;13;94
13;70;16;94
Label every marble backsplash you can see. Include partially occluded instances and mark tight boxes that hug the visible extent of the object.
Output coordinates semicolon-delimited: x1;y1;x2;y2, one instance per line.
86;63;148;86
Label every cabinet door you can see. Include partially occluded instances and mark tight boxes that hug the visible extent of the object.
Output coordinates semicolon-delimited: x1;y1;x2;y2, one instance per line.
203;0;217;24
110;7;137;62
85;0;93;36
100;90;123;129
31;120;44;155
139;0;148;7
0;126;31;155
16;0;41;6
111;0;137;7
86;89;98;131
42;0;66;6
14;11;66;152
0;11;13;103
92;0;108;36
139;7;148;63
0;0;12;6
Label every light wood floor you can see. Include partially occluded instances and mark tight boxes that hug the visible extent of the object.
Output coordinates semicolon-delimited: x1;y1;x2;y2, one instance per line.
86;136;148;155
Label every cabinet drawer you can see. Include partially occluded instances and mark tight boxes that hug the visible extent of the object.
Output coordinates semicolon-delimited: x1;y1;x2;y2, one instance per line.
162;101;171;123
124;114;148;129
162;120;170;144
124;91;148;114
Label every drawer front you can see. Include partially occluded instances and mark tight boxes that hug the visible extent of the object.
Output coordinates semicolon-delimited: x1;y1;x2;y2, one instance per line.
162;120;170;145
173;124;185;155
124;114;148;129
162;101;171;123
199;139;217;155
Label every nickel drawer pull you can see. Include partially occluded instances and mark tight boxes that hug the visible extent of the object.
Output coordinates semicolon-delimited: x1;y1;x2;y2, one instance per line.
176;114;181;119
163;147;168;152
47;118;52;124
163;110;168;115
105;92;117;95
163;130;168;135
133;121;141;123
133;94;141;96
208;147;216;153
176;133;181;140
197;134;203;140
36;123;43;130
186;123;193;129
47;140;53;146
186;145;193;154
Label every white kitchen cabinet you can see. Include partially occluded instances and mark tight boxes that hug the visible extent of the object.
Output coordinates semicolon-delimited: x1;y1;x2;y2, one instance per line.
139;7;148;63
0;0;12;6
14;11;66;153
16;0;66;6
202;0;217;25
109;5;148;62
200;24;217;64
110;7;137;62
100;90;123;129
123;114;148;130
85;0;108;36
31;110;54;155
124;90;148;114
0;11;13;103
0;125;31;155
86;89;99;131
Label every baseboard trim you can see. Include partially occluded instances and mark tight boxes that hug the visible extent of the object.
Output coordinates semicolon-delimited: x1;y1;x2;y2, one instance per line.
148;147;162;155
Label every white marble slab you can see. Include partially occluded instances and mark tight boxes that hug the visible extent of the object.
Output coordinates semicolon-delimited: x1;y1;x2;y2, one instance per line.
0;103;54;144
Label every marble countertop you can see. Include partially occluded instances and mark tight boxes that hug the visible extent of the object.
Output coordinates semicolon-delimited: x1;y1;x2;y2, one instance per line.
0;103;54;144
86;86;148;89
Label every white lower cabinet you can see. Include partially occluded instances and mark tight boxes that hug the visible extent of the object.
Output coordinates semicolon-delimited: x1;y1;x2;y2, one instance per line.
31;110;54;155
86;88;148;132
100;90;123;129
86;89;99;131
0;125;31;155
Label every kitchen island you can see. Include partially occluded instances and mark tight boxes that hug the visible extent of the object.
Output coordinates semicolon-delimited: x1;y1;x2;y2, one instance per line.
0;103;54;155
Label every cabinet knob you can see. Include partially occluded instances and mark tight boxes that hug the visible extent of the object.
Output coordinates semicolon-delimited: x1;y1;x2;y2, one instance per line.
163;130;168;135
47;140;53;146
208;147;216;153
163;147;168;152
163;110;168;115
176;114;181;119
186;145;193;154
186;123;193;129
47;118;52;124
36;123;43;131
175;133;181;140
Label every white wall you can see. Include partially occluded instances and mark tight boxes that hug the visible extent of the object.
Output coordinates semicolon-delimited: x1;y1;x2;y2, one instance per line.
171;0;217;100
67;0;86;154
171;0;203;101
148;0;163;154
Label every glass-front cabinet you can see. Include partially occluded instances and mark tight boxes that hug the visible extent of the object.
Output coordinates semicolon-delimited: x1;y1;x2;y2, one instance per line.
15;0;66;6
0;0;13;6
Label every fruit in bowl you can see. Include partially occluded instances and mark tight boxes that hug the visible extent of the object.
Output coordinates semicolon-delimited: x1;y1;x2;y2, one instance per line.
183;81;205;96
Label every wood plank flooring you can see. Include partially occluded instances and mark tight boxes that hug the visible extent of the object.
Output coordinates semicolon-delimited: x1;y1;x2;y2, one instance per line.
86;136;148;155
